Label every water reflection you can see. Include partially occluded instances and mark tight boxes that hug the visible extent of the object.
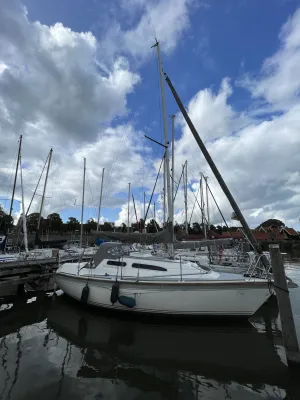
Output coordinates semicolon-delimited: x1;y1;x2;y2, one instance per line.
0;261;300;399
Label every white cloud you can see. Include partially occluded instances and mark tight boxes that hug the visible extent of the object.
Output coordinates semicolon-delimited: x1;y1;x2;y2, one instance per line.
99;0;193;62
0;1;140;144
239;8;300;110
2;0;300;231
0;1;145;221
173;86;300;228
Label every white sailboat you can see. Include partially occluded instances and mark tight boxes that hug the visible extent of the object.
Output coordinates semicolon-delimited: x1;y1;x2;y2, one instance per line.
56;242;272;316
55;41;281;318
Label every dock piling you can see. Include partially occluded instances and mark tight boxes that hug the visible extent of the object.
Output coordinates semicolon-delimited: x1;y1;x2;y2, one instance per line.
269;244;300;367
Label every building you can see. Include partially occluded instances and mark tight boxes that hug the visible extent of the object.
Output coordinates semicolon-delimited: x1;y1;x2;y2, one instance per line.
282;227;299;240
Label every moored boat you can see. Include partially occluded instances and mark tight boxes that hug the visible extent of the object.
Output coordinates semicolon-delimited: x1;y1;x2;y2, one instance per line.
56;242;272;317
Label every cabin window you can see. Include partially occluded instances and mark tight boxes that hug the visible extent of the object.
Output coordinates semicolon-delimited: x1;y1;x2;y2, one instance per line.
132;263;167;271
107;260;126;267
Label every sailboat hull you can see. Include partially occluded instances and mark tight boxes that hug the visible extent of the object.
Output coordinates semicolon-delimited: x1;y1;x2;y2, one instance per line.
56;273;271;317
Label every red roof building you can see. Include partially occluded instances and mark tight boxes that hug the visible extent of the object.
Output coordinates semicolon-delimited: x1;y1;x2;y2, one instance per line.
282;227;299;239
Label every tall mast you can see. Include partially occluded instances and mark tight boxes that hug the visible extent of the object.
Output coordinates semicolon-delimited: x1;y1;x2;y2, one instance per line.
19;154;29;254
80;158;86;249
153;201;156;220
132;194;139;230
37;148;52;230
171;114;175;229
97;168;105;231
143;191;146;222
9;135;22;221
164;73;268;264
184;160;188;234
127;183;131;233
205;176;210;231
200;174;207;238
153;40;173;256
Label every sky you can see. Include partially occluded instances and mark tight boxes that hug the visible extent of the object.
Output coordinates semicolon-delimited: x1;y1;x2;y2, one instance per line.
1;0;300;229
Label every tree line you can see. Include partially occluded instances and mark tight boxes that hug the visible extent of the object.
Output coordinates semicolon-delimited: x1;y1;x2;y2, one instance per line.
1;205;284;235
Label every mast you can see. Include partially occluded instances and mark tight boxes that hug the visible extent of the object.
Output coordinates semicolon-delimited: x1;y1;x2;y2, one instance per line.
153;201;156;220
127;183;131;233
143;191;146;222
184;160;188;234
26;153;49;216
9;135;22;221
200;174;207;238
80;158;86;249
153;40;173;257
97;168;105;231
19;154;29;254
132;194;139;230
164;72;268;264
171;114;175;229
205;176;210;231
163;180;166;227
37;148;53;230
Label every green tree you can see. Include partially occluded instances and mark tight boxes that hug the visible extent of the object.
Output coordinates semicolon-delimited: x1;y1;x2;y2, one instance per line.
174;222;179;234
26;212;41;232
216;225;222;235
139;218;145;230
66;217;80;232
47;213;63;232
147;219;160;233
85;218;97;233
258;219;285;229
0;206;13;232
131;222;139;232
192;222;201;233
102;222;113;231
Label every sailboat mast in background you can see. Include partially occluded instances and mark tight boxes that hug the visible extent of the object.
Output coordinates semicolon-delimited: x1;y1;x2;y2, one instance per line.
37;148;53;231
171;114;175;227
19;153;29;254
97;167;105;231
127;183;131;233
9;135;22;221
80;158;86;249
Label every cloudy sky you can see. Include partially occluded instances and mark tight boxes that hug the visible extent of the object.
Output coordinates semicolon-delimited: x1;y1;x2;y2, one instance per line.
1;0;300;229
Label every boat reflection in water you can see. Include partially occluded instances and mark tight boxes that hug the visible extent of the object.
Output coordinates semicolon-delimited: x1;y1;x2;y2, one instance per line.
0;293;298;399
48;295;292;398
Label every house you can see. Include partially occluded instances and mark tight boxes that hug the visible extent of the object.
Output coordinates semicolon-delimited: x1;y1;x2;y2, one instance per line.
282;227;299;240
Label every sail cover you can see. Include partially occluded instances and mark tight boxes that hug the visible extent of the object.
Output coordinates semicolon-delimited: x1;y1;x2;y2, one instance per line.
91;222;173;245
91;226;232;248
90;229;171;244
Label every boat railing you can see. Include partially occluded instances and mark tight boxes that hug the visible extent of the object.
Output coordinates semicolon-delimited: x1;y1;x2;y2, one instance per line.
245;253;272;280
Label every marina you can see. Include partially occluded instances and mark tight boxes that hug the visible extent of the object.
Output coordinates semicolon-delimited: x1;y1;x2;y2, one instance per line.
1;251;300;399
1;0;300;398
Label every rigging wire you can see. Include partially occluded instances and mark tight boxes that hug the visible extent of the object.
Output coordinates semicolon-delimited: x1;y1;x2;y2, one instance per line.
206;180;232;234
2;144;19;212
186;162;230;228
144;151;165;221
26;152;50;216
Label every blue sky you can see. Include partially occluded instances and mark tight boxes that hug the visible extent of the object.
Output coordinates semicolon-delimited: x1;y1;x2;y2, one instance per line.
1;0;300;228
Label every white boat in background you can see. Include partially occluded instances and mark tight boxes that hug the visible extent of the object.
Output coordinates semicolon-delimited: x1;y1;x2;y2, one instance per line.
56;243;272;317
0;253;19;263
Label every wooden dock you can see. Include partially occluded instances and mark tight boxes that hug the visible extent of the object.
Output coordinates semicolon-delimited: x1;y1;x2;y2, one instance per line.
0;255;91;296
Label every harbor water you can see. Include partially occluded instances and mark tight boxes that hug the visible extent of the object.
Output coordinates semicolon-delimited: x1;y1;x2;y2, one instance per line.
1;252;300;399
